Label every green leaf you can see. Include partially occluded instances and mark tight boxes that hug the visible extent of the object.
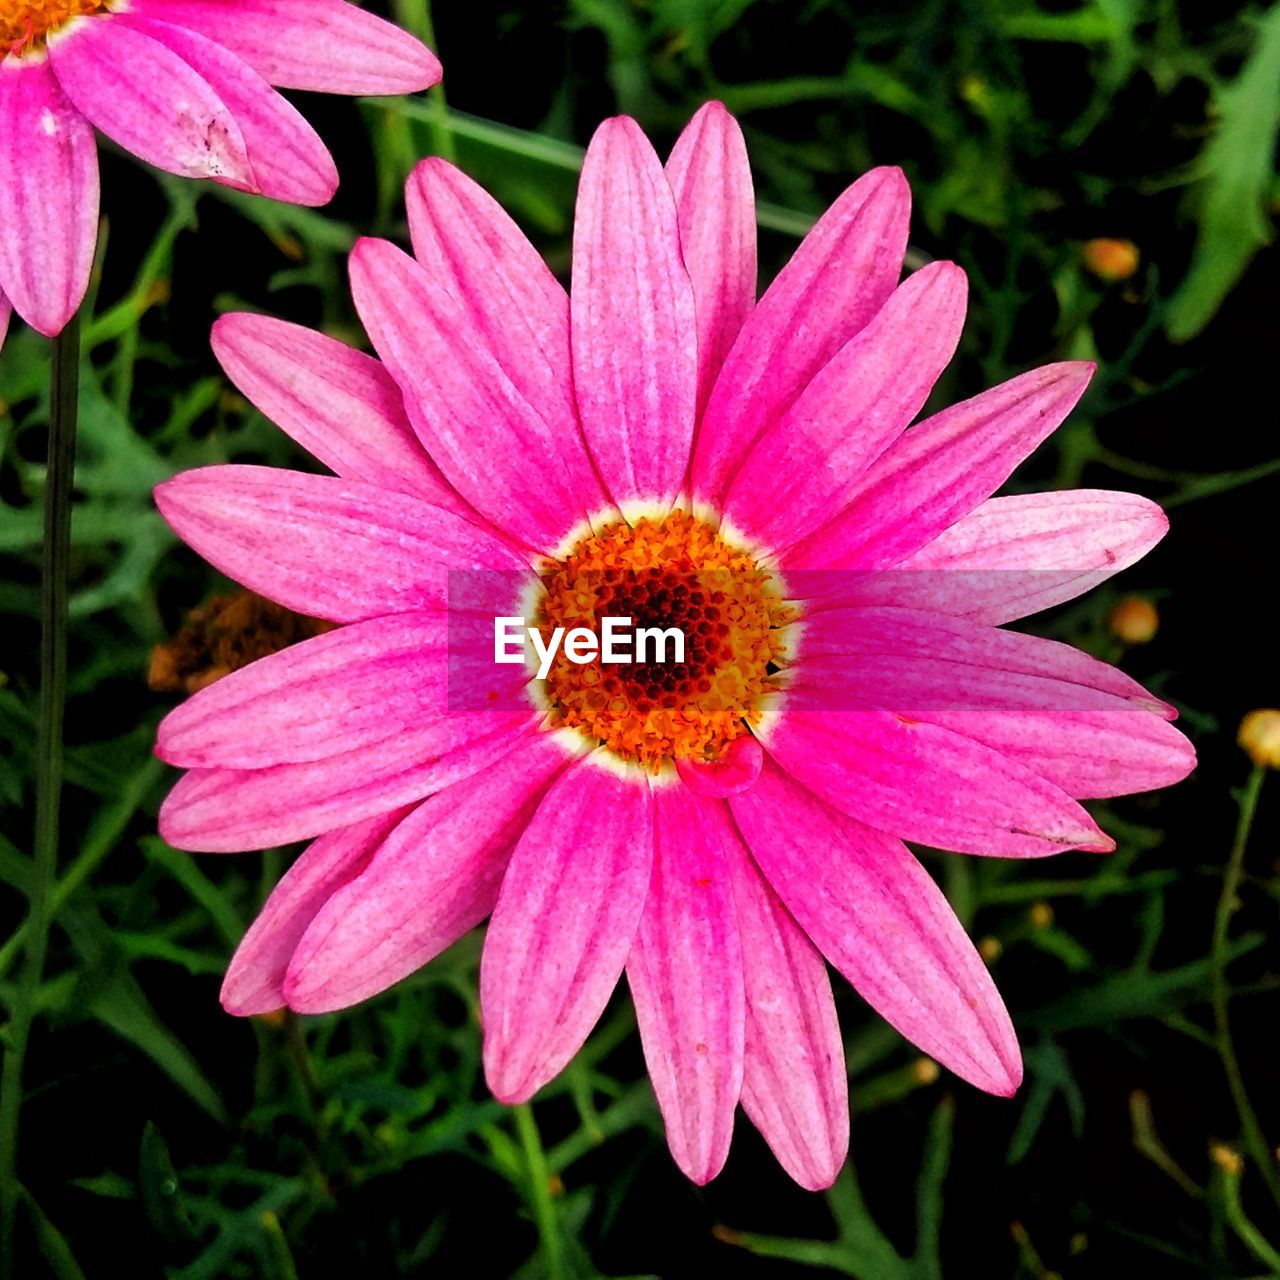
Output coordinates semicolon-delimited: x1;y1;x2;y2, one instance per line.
913;1100;955;1280
89;973;228;1122
1166;4;1280;341
19;1187;88;1280
142;837;247;949
1007;1039;1085;1164
1026;934;1264;1033
57;899;228;1122
139;1122;198;1248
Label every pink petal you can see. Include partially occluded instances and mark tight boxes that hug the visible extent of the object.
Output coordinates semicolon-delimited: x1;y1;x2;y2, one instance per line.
691;166;910;509
626;788;744;1185
789;653;1194;800
130;0;441;94
786;362;1095;571
159;720;536;853
675;734;763;798
481;759;653;1103
155;611;527;769
758;703;1113;857
840;490;1170;624
731;761;1022;1096
350;237;596;553
404;157;607;515
797;606;1174;714
0;292;10;349
220;807;411;1016
665;102;757;420
210;313;462;510
571;116;698;516
49;18;254;187
0;59;98;337
793;610;1191;799
119;16;336;206
724;261;967;552
727;844;848;1191
154;465;531;624
284;739;571;1013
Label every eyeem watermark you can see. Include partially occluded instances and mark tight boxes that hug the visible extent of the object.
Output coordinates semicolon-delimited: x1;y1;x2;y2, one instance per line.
495;616;686;680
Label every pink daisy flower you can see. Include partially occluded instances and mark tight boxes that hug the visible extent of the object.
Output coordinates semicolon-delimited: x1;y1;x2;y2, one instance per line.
153;104;1196;1189
0;0;441;337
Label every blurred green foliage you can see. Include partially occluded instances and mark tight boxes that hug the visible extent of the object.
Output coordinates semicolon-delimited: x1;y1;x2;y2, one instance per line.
2;1;1280;1276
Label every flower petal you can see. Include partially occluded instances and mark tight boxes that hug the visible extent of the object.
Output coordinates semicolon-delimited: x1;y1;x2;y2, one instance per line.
675;734;763;798
0;59;98;337
481;759;653;1103
0;292;10;349
759;703;1113;857
350;237;596;552
130;0;441;94
790;654;1194;800
665;102;756;419
404;157;607;514
284;739;571;1012
836;490;1170;624
727;843;848;1191
797;606;1174;714
155;611;526;769
627;788;744;1185
571;116;698;516
731;761;1022;1096
210;313;461;509
786;362;1095;571
691;166;910;509
119;16;337;206
159;720;535;853
154;465;531;624
220;807;411;1016
794;608;1193;800
49;18;254;187
724;261;967;552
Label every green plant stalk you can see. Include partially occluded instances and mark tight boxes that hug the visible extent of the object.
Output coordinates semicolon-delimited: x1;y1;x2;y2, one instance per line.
1217;1161;1280;1274
514;1103;564;1280
0;316;82;1274
395;0;456;162
1211;767;1280;1210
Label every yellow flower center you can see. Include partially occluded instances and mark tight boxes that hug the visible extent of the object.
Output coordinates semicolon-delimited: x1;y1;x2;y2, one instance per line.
1;0;109;54
535;511;794;771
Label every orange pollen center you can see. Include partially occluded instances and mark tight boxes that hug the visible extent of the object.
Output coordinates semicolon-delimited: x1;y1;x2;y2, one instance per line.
536;511;794;771
1;0;109;53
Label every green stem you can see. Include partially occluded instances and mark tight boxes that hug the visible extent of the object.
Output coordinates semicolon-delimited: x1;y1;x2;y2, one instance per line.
1218;1161;1280;1274
0;316;82;1274
514;1103;564;1280
395;0;456;162
1211;768;1280;1210
283;1013;325;1137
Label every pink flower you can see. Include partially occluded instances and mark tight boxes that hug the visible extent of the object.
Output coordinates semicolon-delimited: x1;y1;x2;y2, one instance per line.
153;105;1196;1189
0;0;440;337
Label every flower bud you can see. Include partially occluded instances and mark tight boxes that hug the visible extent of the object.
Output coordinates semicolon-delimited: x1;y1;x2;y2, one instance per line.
1084;238;1140;282
1108;596;1159;645
1239;709;1280;770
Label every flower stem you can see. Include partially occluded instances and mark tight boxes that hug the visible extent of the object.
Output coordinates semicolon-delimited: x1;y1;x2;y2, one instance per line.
1211;767;1280;1210
0;316;81;1274
395;0;456;162
513;1103;564;1280
1217;1158;1280;1273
